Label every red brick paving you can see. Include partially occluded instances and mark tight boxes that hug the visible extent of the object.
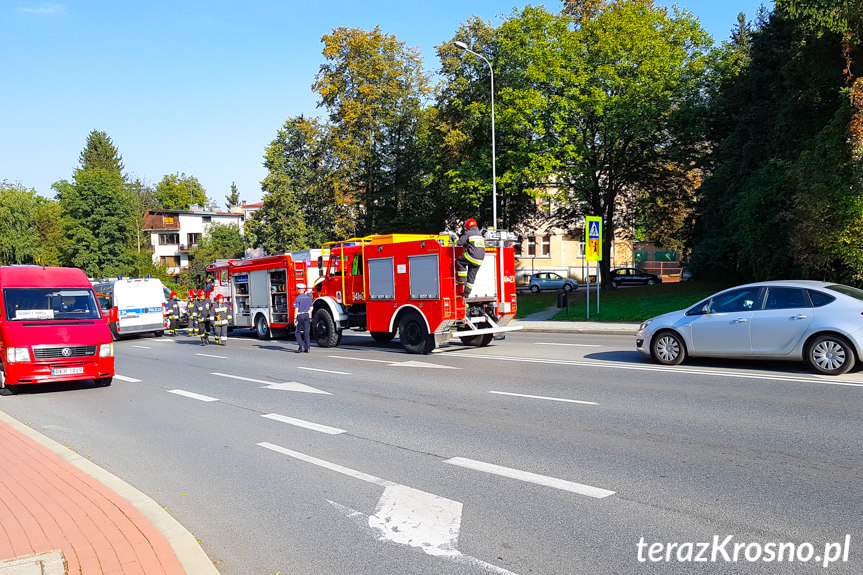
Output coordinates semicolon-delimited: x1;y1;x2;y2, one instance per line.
0;418;188;574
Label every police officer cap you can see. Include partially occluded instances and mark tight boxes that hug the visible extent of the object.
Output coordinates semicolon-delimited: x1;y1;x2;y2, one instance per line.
297;283;306;291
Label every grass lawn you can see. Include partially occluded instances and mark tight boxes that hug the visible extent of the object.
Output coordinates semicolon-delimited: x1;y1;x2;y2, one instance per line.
515;281;732;322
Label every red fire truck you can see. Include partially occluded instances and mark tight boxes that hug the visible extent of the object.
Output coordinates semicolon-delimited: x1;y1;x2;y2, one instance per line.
206;254;302;339
310;231;520;354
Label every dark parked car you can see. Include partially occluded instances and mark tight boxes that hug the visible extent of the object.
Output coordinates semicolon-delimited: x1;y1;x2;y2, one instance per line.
609;267;662;287
528;272;578;293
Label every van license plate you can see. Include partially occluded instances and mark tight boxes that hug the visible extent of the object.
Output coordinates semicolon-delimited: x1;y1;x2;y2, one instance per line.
52;367;84;376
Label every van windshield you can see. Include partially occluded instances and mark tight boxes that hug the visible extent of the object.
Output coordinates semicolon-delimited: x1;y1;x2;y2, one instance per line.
3;288;101;321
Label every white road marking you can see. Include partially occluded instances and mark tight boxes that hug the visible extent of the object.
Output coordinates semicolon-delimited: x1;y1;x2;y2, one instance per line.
258;442;518;574
168;389;219;402
260;381;331;394
329;355;391;364
451;353;863;387
262;413;345;434
444;457;615;499
489;391;598;405
328;355;458;369
297;366;351;375
257;442;395;487
196;353;227;359
114;374;141;383
534;342;602;348
211;372;273;384
152;338;175;342
131;345;151;349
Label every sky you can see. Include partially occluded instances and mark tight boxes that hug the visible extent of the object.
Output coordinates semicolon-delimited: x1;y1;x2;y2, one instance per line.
1;0;771;207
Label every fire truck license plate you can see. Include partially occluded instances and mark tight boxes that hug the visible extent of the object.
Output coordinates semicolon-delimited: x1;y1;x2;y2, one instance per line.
52;367;84;376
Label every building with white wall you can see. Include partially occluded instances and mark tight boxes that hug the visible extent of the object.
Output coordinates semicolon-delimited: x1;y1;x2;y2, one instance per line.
143;208;245;276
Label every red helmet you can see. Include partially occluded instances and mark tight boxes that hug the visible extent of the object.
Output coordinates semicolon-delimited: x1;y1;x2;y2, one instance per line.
215;293;224;301
465;218;478;229
169;291;177;299
188;289;195;298
197;289;205;298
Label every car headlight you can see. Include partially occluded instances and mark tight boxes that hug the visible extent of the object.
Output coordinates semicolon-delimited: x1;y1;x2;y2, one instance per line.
638;321;650;331
99;343;114;358
6;347;30;363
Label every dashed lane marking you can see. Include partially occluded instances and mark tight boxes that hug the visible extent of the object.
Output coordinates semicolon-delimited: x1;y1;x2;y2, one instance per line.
444;457;615;498
168;389;219;402
196;353;227;359
534;342;601;348
114;374;141;383
131;345;151;349
488;391;598;405
297;366;351;375
262;413;346;434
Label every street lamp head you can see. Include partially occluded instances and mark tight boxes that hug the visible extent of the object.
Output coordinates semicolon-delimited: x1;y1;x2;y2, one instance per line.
454;41;469;51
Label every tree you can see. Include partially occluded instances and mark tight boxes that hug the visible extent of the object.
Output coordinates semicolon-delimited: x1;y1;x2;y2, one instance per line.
79;130;124;172
155;173;208;210
0;181;62;266
56;131;137;277
180;224;245;288
482;2;712;284
313;26;431;234
225;181;240;210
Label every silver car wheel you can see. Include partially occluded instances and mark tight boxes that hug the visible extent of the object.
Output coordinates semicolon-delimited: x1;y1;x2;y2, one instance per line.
813;340;845;371
651;332;685;365
807;335;855;375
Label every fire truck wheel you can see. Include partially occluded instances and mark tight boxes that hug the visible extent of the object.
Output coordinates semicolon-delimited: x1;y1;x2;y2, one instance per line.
255;315;271;340
370;331;395;343
399;312;434;355
313;308;340;348
460;333;493;347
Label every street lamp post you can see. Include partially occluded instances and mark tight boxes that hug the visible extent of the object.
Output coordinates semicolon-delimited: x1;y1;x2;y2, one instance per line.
454;41;497;229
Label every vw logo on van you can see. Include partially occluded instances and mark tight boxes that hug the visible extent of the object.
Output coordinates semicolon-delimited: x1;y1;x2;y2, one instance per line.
61;347;72;357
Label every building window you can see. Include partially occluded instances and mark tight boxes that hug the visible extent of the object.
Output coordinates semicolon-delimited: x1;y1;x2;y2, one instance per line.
187;233;201;247
578;241;586;258
159;233;179;245
202;215;211;223
162;216;174;225
159;256;180;267
540;235;551;257
513;240;522;257
527;237;536;257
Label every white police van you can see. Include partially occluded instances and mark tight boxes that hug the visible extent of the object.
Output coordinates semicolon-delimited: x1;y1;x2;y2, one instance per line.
92;277;167;338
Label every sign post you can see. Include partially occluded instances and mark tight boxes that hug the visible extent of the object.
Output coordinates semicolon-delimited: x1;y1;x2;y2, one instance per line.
585;216;602;319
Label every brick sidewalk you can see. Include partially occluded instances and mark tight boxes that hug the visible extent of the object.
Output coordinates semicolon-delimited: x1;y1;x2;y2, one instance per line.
0;416;190;575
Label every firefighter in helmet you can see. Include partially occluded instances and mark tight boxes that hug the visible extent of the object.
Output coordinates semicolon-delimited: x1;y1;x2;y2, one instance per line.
196;289;213;345
212;293;232;345
166;291;180;336
187;288;199;336
456;217;485;298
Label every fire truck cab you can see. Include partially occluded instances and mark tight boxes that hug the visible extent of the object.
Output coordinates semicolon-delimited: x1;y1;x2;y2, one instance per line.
311;231;520;354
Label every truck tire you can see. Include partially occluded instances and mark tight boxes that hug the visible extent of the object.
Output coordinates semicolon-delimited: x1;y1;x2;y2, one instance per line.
399;311;434;355
370;331;395;343
255;315;271;340
313;308;340;348
459;322;493;347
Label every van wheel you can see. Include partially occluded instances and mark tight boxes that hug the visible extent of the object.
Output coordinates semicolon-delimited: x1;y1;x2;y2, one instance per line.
0;365;16;395
399;311;434;354
95;377;112;387
154;330;164;337
255;315;271;340
806;334;855;375
313;308;340;348
370;331;395;343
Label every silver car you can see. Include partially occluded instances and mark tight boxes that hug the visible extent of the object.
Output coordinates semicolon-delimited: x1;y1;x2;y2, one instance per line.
635;280;863;375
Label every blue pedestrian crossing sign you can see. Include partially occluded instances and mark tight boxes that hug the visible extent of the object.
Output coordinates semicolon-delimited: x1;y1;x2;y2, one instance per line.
585;216;602;261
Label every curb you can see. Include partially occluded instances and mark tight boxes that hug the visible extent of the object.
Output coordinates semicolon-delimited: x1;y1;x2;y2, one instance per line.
0;409;219;575
515;326;638;336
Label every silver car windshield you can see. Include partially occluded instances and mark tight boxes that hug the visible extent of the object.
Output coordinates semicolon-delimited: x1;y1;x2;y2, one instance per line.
826;284;863;301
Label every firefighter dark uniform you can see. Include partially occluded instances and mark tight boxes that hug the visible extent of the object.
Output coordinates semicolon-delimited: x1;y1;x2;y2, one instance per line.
212;295;232;345
196;290;213;345
188;289;199;336
166;291;180;336
456;218;485;298
293;284;314;353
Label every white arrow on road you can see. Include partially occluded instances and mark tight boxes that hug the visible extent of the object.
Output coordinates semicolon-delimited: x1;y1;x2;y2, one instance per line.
211;372;330;394
260;381;331;394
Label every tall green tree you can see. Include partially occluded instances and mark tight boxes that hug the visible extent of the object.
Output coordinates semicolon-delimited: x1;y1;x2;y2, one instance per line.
155;173;208;210
225;181;240;210
56;131;136;277
0;181;63;266
313;26;431;234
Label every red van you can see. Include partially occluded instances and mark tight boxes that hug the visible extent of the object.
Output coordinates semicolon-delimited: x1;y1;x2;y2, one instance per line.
0;266;115;392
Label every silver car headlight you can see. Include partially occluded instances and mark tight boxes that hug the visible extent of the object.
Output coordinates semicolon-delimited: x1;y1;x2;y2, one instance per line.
638;321;650;331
